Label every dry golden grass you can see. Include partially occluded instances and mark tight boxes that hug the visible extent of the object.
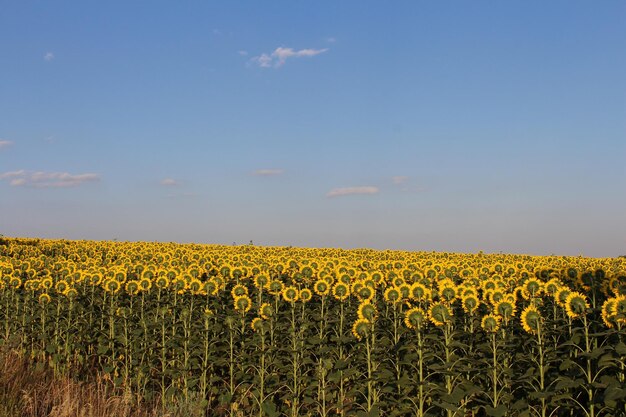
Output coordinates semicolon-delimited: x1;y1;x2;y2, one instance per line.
0;349;206;417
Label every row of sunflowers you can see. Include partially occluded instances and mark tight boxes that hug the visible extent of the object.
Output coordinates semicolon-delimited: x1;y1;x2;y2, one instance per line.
1;238;625;417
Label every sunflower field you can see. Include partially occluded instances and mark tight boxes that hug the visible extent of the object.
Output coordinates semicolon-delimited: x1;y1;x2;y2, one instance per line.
0;238;625;417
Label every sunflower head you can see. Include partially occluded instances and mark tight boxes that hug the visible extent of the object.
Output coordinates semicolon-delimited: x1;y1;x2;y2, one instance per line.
314;280;330;297
564;292;589;319
523;278;543;299
481;314;501;333
64;288;78;299
38;293;51;305
404;307;427;330
234;295;252;314
124;280;139;296
155;276;170;290
189;278;203;295
384;287;401;304
352;318;370;340
601;298;617;328
440;285;457;303
544;279;561;297
231;284;248;299
520;305;542;335
429;302;452;327
555;288;571;307
462;295;480;315
282;286;299;303
358;301;377;322
300;288;313;303
613;295;626;325
494;300;516;322
410;282;430;302
357;285;374;301
104;279;121;294
138;278;152;292
254;274;269;289
251;317;265;332
333;282;350;301
203;279;218;296
268;280;284;296
259;302;273;320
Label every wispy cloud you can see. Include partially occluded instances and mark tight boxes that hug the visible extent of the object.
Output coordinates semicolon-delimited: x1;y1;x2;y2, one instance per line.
327;186;379;198
44;52;55;61
0;140;13;149
253;169;284;176
238;50;248;56
326;37;336;43
160;178;180;186
392;176;409;185
250;46;328;68
0;170;100;188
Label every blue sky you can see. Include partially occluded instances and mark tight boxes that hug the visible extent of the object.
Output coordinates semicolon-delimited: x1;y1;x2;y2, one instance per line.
1;1;625;257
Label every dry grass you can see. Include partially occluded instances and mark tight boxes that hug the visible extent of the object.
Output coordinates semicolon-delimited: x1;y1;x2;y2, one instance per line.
0;349;206;417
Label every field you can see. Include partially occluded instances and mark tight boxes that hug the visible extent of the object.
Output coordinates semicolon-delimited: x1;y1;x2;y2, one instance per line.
0;238;625;417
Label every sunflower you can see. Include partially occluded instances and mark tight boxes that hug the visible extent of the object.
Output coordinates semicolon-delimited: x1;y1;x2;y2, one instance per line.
314;280;330;297
231;283;248;299
41;278;53;290
125;280;140;296
555;288;571;307
523;278;543;299
282;286;299;303
564;292;589;319
189;278;203;295
299;288;313;303
332;282;350;301
409;282;431;302
234;295;252;314
351;318;370;340
462;295;480;315
64;288;78;299
429;302;452;327
613;295;626;325
481;314;501;333
439;285;457;303
384;287;401;304
259;302;273;320
38;293;51;305
601;298;617;328
494;300;516;322
254;274;269;290
155;276;170;290
203;279;219;296
139;277;152;292
103;279;121;294
251;317;264;332
357;301;377;322
268;280;284;296
357;285;374;301
404;307;427;330
398;284;411;300
543;279;561;297
173;277;188;294
520;305;542;335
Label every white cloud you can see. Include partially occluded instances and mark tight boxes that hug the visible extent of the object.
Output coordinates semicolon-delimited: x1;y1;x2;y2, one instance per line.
326;37;336;43
44;52;55;61
160;178;180;186
0;170;100;188
327;186;379;198
392;176;409;185
238;50;248;56
0;140;13;149
253;169;284;176
250;46;328;68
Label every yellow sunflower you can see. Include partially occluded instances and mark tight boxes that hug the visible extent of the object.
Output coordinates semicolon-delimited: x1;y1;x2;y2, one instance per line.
564;292;589;319
520;304;542;335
